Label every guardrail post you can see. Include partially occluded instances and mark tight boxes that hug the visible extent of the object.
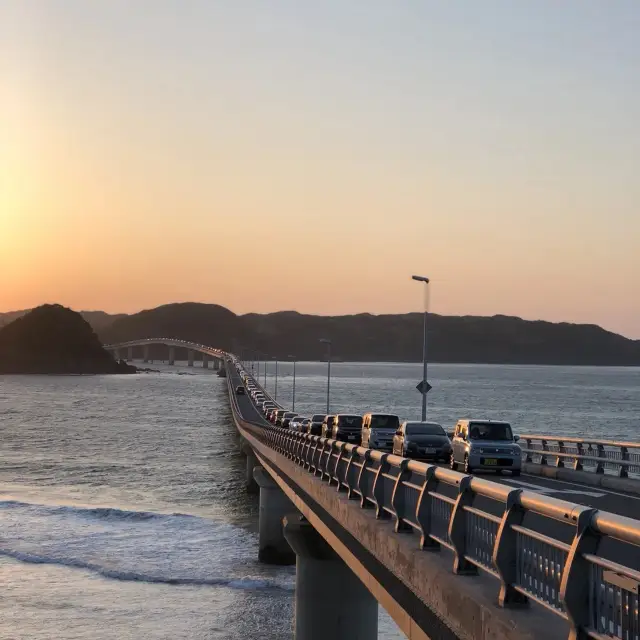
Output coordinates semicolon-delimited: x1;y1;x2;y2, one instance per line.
559;508;599;640
619;446;629;478
573;443;584;471
330;442;346;486
343;447;357;497
391;458;412;533
321;440;334;481
356;449;373;507
556;441;565;468
315;439;329;477
448;476;478;575
307;437;320;472
540;440;549;466
492;489;528;607
415;466;440;550
525;438;533;463
596;444;605;474
372;453;391;520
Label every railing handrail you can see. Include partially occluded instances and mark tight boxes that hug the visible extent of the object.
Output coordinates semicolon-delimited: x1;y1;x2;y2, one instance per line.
519;447;636;468
520;434;640;449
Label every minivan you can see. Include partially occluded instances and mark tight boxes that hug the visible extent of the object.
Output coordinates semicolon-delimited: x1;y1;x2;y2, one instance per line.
450;420;521;475
331;415;363;444
361;414;400;452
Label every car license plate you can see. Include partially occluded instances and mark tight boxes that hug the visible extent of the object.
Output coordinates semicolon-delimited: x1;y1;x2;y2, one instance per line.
424;447;436;454
484;458;498;466
348;435;357;441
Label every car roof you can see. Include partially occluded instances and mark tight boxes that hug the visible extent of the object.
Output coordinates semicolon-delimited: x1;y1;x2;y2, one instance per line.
403;420;443;427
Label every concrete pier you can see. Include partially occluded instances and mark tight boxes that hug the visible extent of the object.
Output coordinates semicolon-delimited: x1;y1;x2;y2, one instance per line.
127;346;133;361
114;348;120;360
245;451;258;493
188;349;194;367
202;354;209;369
168;347;175;365
283;515;378;640
254;467;296;565
213;358;220;370
143;345;149;363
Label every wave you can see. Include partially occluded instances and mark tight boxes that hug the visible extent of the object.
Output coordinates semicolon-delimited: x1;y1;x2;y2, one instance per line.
0;499;194;522
0;548;291;591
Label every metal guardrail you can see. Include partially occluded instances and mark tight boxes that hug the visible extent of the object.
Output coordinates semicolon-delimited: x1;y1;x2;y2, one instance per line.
230;362;640;640
520;435;640;478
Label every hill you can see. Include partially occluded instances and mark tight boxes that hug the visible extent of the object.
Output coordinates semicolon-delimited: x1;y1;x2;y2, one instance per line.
99;303;640;366
0;309;126;332
0;305;136;374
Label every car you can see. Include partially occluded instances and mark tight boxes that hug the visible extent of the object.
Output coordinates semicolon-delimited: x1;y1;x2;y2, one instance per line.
360;413;400;452
450;420;521;475
307;414;326;436
320;415;335;438
281;413;299;429
235;385;246;395
290;417;310;432
266;408;279;422
392;421;451;461
262;401;276;413
331;414;363;444
273;409;289;426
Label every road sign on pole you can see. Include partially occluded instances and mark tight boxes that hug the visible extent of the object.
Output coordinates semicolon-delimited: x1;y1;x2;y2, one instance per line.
416;380;432;394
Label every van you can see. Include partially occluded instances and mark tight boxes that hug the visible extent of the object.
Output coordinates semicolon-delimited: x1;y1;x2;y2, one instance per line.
361;414;400;452
450;419;521;475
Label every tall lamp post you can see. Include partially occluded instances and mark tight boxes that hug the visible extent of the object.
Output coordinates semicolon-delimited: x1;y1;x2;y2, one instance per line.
273;357;279;400
319;338;332;414
288;355;297;411
412;275;430;421
263;355;268;388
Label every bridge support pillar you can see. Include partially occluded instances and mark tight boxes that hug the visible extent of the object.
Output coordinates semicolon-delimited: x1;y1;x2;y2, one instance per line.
202;354;209;369
127;346;133;361
213;358;220;370
168;347;175;365
114;348;121;361
254;467;296;565
245;451;258;493
143;345;149;363
188;349;194;367
283;515;378;640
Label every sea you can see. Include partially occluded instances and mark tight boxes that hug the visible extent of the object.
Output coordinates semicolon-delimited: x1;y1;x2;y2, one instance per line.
0;362;638;639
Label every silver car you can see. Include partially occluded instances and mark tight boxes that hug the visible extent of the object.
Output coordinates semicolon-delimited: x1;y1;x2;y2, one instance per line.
450;420;521;476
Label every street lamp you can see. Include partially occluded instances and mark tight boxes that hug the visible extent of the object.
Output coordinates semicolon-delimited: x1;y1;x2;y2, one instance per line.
319;339;332;414
263;354;268;387
273;356;279;400
412;275;430;421
288;355;297;412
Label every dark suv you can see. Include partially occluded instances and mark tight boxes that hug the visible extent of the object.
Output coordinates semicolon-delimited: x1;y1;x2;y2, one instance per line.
332;414;363;444
308;414;326;436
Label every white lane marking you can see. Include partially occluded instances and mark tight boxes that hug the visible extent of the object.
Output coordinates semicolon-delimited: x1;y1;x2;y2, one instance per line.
500;478;606;498
521;473;640;501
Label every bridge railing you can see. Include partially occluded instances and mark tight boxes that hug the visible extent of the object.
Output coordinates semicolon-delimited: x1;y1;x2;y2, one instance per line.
520;435;640;478
254;427;640;639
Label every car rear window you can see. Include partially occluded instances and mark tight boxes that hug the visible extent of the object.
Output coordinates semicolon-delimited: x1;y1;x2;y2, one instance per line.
469;422;513;441
338;415;362;428
407;424;445;436
370;415;400;429
312;415;325;422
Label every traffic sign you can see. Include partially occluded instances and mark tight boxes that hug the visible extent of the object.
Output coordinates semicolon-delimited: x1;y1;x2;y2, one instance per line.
416;380;432;394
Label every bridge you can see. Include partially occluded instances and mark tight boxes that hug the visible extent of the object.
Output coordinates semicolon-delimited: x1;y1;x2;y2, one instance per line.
107;340;640;639
104;338;226;369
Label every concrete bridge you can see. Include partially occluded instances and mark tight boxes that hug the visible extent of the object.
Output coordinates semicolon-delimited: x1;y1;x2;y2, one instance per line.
106;339;640;639
104;338;225;369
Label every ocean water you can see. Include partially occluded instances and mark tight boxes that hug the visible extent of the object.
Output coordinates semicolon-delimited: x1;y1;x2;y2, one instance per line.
0;362;638;639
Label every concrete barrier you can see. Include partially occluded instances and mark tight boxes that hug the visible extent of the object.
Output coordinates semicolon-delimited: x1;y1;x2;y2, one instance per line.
523;462;640;496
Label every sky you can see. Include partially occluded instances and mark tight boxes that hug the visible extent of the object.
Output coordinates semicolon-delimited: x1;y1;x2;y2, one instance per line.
1;1;638;338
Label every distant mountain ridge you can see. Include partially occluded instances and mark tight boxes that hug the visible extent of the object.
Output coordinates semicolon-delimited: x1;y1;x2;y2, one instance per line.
0;309;127;332
100;302;640;366
2;302;638;365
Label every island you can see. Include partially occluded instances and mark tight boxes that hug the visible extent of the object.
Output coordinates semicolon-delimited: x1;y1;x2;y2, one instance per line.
0;304;137;374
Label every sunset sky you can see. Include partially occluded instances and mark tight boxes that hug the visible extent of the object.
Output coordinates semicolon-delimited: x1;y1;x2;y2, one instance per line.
1;1;638;338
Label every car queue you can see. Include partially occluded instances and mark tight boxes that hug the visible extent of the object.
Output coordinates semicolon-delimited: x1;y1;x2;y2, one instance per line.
233;362;521;476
